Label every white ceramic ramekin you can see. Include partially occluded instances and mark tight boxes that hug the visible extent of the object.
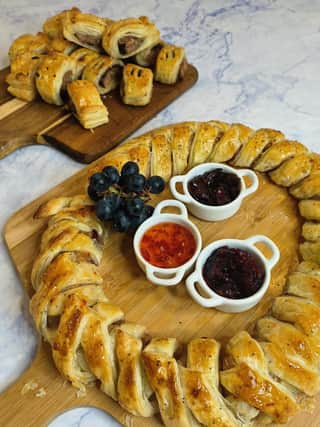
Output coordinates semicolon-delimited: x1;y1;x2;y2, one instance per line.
186;235;280;313
133;199;202;286
169;163;259;221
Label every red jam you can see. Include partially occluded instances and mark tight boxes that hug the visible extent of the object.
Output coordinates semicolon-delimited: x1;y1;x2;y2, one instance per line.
202;246;265;299
188;168;241;206
140;222;196;268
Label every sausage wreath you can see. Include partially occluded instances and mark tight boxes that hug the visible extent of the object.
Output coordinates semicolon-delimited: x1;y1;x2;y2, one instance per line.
31;120;320;426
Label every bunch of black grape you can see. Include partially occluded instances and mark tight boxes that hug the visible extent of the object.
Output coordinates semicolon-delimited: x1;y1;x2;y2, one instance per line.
87;161;165;232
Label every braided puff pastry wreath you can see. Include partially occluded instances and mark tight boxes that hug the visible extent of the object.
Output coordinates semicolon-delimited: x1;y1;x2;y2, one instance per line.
31;120;320;426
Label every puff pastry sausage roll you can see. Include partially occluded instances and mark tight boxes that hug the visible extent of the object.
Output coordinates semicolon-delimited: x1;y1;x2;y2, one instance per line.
67;80;109;129
63;10;106;51
6;52;42;101
49;38;79;55
102;16;160;59
35;52;75;105
42;7;81;39
155;45;188;84
135;40;165;67
8;32;49;61
82;56;123;95
121;64;153;106
70;48;100;79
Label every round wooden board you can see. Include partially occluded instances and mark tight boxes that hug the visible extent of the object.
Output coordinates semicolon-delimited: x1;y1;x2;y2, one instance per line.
2;170;319;427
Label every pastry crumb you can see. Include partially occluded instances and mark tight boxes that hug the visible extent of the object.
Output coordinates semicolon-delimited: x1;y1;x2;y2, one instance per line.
35;387;47;398
21;380;38;395
76;388;87;398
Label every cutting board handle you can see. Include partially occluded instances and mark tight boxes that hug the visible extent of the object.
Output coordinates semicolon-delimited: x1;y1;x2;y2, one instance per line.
0;135;37;160
0;341;82;427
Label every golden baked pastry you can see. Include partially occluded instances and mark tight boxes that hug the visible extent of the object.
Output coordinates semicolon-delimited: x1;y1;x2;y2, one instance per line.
82;56;123;94
30;120;320;426
70;47;100;79
6;52;42;101
67;80;109;129
135;40;165;67
42;7;81;39
49;37;79;55
154;45;188;84
35;52;76;105
63;10;107;51
121;63;153;106
8;32;49;61
102;16;160;59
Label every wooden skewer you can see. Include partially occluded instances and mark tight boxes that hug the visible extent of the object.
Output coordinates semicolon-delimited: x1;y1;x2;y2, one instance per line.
0;98;28;120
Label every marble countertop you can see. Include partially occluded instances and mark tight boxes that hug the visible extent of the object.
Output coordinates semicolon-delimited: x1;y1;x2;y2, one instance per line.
0;1;319;426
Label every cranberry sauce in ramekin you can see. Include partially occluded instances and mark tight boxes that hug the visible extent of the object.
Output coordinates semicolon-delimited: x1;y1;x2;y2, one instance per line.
202;246;265;299
187;168;241;206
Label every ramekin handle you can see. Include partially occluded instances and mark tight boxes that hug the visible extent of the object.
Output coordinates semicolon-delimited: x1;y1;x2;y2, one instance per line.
146;264;185;286
245;235;280;269
169;175;191;204
238;169;259;198
186;272;223;308
153;199;189;220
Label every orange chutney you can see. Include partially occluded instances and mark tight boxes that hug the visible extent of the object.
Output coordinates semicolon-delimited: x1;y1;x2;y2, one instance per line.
140;222;196;268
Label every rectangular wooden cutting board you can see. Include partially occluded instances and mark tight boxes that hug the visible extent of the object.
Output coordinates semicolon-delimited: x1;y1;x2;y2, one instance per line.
0;64;198;162
1;152;320;427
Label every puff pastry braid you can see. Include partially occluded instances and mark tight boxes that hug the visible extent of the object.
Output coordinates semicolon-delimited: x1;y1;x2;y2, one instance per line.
31;120;320;426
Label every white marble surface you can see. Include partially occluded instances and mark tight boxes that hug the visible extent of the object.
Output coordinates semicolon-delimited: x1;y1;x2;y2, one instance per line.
0;0;319;426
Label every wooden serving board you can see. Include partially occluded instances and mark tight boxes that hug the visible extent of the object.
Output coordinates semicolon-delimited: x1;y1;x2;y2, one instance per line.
0;64;198;163
2;158;320;427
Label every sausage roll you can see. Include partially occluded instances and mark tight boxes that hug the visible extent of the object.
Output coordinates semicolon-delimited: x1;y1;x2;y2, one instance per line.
121;64;153;106
70;48;100;79
154;45;188;84
8;32;49;61
82;56;123;95
290;173;320;199
43;7;81;39
102;16;160;59
35;52;76;105
6;52;42;101
269;153;313;187
134;40;165;67
67;80;109;129
49;37;79;55
63;10;106;52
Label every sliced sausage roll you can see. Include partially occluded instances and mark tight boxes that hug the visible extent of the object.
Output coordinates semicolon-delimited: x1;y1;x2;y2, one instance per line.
120;64;153;106
43;7;81;39
134;40;165;67
35;52;76;105
154;45;188;84
49;37;79;55
6;52;42;101
70;48;100;79
102;16;160;59
67;80;109;129
82;56;123;94
302;222;320;241
63;10;107;51
8;32;49;61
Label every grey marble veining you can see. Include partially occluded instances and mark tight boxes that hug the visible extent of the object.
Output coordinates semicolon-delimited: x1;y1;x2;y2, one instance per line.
0;1;319;426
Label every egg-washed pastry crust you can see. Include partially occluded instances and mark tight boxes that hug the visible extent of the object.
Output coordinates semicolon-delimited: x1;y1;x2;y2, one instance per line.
29;120;320;426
